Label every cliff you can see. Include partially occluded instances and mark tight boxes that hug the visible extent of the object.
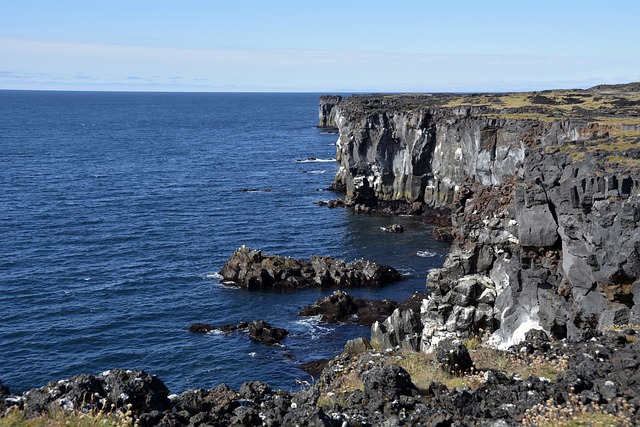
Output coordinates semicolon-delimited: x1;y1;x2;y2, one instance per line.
318;95;342;129
320;84;640;348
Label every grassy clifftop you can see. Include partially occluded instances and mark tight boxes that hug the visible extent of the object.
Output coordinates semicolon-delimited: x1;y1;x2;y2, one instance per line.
338;83;640;172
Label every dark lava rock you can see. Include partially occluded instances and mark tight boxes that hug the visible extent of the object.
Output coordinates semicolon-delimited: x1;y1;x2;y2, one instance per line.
189;320;287;346
299;289;400;325
282;404;334;427
327;199;346;208
11;330;640;426
238;381;271;401
247;320;288;345
100;369;171;413
434;339;474;374
299;359;329;377
512;329;552;354
383;223;404;233
220;246;402;290
19;370;170;419
188;323;215;333
363;364;417;399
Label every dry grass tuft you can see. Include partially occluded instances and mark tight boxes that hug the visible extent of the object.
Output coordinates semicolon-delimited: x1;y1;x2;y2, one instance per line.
522;394;635;427
473;349;569;382
0;403;135;427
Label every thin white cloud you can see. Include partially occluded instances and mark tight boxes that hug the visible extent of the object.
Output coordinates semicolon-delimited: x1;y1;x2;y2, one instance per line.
0;37;638;92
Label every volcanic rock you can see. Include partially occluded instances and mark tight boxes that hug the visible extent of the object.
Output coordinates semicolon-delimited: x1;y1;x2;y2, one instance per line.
299;289;400;325
247;320;288;345
220;246;402;290
323;86;640;350
434;338;475;374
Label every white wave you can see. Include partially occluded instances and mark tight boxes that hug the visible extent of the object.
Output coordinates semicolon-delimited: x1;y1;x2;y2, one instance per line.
221;281;240;287
295;158;336;163
416;250;437;258
397;268;415;277
248;352;257;357
294;316;334;340
305;170;326;174
204;272;223;280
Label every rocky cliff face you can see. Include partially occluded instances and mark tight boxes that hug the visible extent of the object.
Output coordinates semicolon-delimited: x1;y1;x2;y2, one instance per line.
321;87;640;349
318;95;342;129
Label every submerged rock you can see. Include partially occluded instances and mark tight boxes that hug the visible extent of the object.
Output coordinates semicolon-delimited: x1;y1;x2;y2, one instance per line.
220;246;403;290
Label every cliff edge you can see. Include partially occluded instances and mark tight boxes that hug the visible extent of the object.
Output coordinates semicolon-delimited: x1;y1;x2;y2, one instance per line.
320;84;640;349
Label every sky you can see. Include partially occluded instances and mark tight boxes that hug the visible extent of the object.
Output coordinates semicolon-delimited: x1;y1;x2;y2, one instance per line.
1;0;639;92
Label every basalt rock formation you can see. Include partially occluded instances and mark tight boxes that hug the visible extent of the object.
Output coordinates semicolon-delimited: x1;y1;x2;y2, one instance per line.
320;84;640;349
219;245;402;289
4;330;640;426
318;95;343;129
299;289;428;326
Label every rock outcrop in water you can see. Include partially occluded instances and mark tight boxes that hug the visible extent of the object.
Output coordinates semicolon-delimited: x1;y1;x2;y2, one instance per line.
219;245;403;289
299;290;428;326
188;320;289;345
320;84;640;349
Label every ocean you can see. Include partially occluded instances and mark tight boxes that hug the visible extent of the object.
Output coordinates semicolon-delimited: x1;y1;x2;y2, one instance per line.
0;91;450;394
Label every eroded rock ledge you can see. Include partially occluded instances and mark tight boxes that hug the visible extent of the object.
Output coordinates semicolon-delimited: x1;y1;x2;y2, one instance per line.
320;84;640;348
219;245;403;289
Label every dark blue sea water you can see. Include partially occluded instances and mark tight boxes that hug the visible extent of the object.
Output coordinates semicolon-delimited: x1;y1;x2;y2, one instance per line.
0;91;450;394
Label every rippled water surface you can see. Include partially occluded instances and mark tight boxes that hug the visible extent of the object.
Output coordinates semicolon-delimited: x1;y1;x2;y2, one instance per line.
0;91;449;393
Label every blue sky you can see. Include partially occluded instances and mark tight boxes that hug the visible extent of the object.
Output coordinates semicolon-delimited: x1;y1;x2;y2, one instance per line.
1;0;639;92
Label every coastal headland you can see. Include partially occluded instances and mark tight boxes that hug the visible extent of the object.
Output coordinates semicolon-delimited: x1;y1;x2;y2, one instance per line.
1;84;639;426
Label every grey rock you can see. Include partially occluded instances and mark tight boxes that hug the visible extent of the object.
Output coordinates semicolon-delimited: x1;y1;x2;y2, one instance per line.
328;93;639;349
371;307;423;351
517;204;558;247
238;381;271;401
318;95;342;128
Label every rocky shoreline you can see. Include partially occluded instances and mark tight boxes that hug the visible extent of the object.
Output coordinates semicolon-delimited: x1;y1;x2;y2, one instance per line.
2;85;639;425
2;329;638;426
